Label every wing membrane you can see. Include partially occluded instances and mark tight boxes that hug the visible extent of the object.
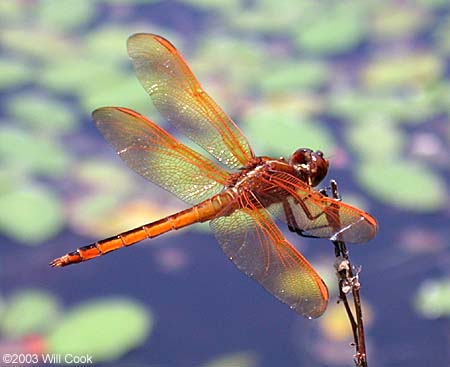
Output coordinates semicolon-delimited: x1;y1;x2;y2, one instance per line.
264;172;378;243
93;107;229;205
210;193;328;318
127;33;254;169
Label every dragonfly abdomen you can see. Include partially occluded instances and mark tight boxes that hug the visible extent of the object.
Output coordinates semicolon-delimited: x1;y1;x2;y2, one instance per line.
50;192;233;267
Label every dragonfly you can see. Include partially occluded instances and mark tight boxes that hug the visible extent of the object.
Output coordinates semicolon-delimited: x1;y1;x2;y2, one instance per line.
51;33;377;318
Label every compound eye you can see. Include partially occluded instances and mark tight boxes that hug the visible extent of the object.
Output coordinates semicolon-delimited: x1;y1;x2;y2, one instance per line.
289;148;313;165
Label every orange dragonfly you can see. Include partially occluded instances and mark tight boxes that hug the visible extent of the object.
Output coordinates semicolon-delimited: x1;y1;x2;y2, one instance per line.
51;34;377;318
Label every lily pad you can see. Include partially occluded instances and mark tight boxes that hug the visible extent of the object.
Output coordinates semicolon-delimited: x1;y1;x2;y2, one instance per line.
356;160;446;211
39;59;114;95
180;0;240;12
101;0;160;3
415;278;450;318
86;26;135;65
1;29;76;62
68;192;122;237
415;0;449;9
346;117;405;160
0;0;27;24
363;54;443;91
294;3;368;55
6;94;78;133
329;91;438;124
0;58;32;88
193;36;267;96
80;74;154;116
260;61;329;93
0;126;71;177
1;290;60;338
242;102;335;156
47;299;152;362
201;351;259;367
37;0;96;31
227;0;304;33
433;15;450;55
0;170;16;194
371;5;428;39
74;159;136;195
0;184;64;244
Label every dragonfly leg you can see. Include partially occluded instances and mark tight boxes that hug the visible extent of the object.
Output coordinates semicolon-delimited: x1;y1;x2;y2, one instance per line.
283;199;321;238
319;179;342;201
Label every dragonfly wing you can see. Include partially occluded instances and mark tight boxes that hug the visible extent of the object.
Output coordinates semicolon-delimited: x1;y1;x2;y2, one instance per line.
93;107;229;205
210;194;328;318
127;33;255;169
265;172;378;243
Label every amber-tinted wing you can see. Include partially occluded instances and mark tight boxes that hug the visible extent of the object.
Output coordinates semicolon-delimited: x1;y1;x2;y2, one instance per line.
263;172;378;243
127;33;255;169
92;107;229;205
210;193;328;318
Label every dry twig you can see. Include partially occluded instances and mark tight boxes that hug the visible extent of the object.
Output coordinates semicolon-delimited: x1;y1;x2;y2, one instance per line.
326;180;369;367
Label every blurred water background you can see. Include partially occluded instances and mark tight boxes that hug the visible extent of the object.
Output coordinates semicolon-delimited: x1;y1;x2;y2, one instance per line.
0;0;449;366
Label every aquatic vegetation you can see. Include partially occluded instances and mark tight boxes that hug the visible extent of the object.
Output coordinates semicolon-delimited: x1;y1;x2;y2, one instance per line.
242;101;335;156
0;290;60;338
48;298;152;362
0;182;64;244
0;0;448;365
0;290;152;363
200;351;259;367
415;279;450;318
7;93;78;133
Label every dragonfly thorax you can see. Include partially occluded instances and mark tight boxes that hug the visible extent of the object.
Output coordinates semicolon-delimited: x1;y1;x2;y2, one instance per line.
289;148;329;187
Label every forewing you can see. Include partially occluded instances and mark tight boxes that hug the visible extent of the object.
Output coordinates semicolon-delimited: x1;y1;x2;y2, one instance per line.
210;194;328;318
265;172;378;243
127;33;255;169
93;107;229;205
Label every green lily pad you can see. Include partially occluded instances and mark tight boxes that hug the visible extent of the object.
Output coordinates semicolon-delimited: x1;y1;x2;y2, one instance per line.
201;351;259;367
0;126;71;177
1;29;76;62
329;91;438;124
80;74;154;116
0;0;27;24
86;26;134;65
0;58;32;88
0;170;16;194
101;0;160;3
242;103;335;156
415;0;449;9
47;299;152;362
227;0;304;33
193;36;267;95
346;118;405;160
294;3;368;54
6;94;78;133
415;278;450;318
363;54;443;91
67;192;122;237
260;61;329;93
0;184;64;244
180;0;240;11
74;159;136;195
40;59;106;94
1;290;60;338
37;0;95;31
433;15;450;55
356;160;446;211
371;5;428;39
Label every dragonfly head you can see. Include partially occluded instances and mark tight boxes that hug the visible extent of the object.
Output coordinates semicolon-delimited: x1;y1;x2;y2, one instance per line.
289;148;329;187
